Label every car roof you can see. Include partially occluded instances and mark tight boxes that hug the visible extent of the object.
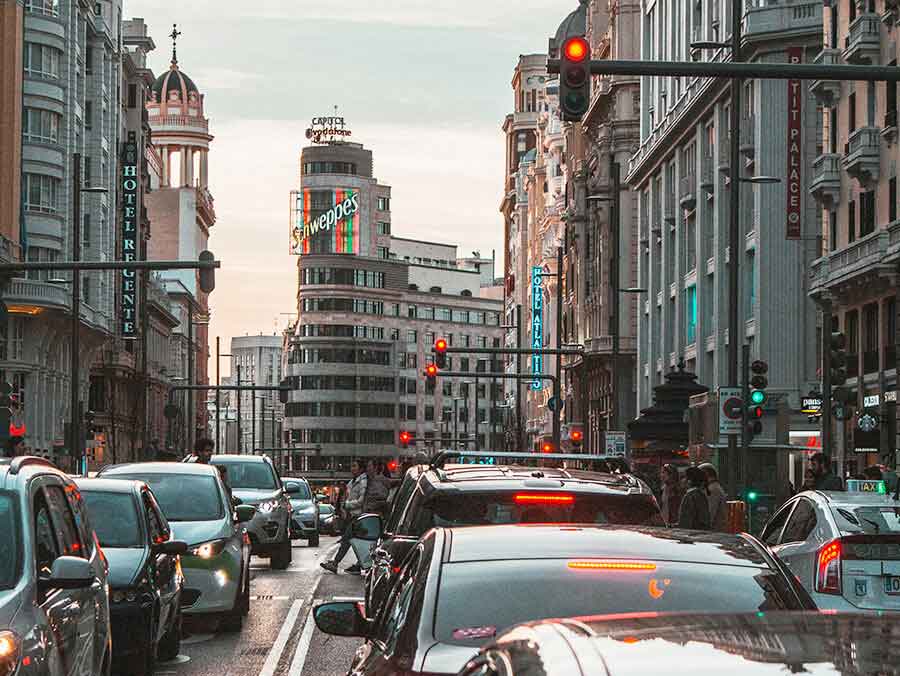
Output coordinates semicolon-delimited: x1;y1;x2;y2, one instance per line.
815;491;900;507
0;456;67;490
443;525;768;568
281;477;310;484
421;464;651;496
74;477;144;494
209;454;269;463
100;461;220;477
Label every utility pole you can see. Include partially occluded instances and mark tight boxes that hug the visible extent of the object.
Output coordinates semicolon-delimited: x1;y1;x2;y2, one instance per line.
252;393;257;453
187;302;195;453
70;154;82;473
516;304;523;450
215;336;221;452
236;364;242;452
821;297;833;458
553;246;563;452
610;159;621;432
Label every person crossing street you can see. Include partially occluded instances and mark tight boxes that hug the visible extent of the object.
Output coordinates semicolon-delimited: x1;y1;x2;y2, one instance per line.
321;459;368;575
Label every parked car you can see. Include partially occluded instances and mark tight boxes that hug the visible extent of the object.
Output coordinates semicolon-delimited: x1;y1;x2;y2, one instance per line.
0;456;112;675
458;612;900;675
283;477;319;546
76;478;187;675
318;503;338;535
315;522;813;675
210;455;293;568
98;462;254;631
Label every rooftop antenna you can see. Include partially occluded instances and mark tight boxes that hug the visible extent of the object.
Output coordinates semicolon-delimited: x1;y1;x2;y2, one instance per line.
169;23;182;65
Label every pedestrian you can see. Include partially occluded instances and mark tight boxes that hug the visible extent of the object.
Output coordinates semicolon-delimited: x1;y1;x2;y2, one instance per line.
183;437;215;464
363;460;390;516
864;465;884;481
800;467;817;492
3;436;25;459
699;463;728;532
660;464;683;526
321;459;368;575
809;452;844;491
678;466;711;530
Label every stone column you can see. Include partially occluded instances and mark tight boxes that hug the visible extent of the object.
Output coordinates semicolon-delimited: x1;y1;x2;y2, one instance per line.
160;146;168;187
185;148;195;186
200;149;208;188
180;149;189;187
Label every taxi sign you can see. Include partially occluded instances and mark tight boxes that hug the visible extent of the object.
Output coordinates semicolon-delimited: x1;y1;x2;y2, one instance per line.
846;479;887;494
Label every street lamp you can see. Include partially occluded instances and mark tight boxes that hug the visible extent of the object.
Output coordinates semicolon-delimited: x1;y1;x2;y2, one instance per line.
739;175;781;184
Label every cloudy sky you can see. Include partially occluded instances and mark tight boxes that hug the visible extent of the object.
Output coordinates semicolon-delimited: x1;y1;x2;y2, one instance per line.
125;0;575;376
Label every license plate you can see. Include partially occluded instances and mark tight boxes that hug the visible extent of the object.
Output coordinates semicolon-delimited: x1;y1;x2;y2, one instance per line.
883;576;900;594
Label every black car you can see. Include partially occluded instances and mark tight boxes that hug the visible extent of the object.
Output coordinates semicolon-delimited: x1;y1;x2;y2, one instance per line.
458;612;900;675
364;452;663;616
76;478;188;675
315;523;813;675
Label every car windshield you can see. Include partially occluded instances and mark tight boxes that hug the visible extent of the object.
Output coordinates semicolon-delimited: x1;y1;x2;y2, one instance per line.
0;492;19;589
319;504;334;515
216;462;277;490
413;493;663;534
81;491;143;548
435;559;797;646
108;474;224;521
835;505;900;534
287;482;312;500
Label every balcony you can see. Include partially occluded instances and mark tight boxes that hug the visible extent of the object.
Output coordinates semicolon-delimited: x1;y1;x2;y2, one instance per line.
882;109;897;142
809;229;893;296
584;335;638;356
739;114;755;159
810;49;844;106
5;278;70;313
744;0;822;37
843;127;881;184
679;174;697;210
809;154;842;204
843;14;882;64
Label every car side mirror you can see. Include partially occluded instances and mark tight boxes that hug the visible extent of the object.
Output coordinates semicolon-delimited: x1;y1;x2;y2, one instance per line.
351;513;383;541
48;556;94;589
235;504;257;523
153;540;188;556
313;601;371;638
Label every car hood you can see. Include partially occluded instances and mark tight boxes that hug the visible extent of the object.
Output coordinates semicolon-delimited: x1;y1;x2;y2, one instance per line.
104;548;148;588
232;488;280;505
420;642;479;674
170;519;230;546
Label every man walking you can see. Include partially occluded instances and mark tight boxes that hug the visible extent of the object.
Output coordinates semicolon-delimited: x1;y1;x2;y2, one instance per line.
182;437;215;464
699;463;728;532
810;452;844;491
678;466;711;530
321;460;368;575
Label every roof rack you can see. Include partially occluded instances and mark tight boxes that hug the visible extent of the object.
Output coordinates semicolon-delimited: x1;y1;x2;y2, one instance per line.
430;450;629;470
8;456;56;476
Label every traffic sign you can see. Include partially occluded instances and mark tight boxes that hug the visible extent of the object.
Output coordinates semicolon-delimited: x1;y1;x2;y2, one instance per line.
603;431;627;459
548;397;564;412
718;387;743;435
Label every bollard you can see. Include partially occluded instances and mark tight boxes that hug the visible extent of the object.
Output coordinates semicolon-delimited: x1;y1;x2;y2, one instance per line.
726;500;747;533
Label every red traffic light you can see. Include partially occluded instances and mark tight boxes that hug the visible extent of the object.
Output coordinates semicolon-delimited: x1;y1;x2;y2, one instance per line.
749;405;764;418
399;431;411;446
541;442;555;453
387;460;398;472
571;429;583;443
425;364;438;378
434;338;448;353
563;37;589;63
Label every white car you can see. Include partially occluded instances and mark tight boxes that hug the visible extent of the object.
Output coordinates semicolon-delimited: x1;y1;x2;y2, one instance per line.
761;479;900;611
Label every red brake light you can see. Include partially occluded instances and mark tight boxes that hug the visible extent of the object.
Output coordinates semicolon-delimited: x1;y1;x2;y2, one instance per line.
563;37;589;63
514;493;574;504
568;560;657;571
816;538;842;594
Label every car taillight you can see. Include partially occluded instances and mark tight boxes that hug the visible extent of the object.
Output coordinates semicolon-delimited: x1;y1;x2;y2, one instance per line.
514;493;574;504
568;560;657;571
816;538;842;595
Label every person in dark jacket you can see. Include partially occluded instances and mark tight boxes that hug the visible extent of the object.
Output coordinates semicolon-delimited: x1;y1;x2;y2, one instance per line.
3;436;25;459
660;464;683;526
810;452;844;491
678;466;711;530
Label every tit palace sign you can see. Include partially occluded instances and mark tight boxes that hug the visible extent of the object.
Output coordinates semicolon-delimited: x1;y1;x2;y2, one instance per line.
305;116;352;144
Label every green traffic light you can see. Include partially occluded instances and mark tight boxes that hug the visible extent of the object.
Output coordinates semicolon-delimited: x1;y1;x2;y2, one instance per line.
750;390;766;405
747;490;759;501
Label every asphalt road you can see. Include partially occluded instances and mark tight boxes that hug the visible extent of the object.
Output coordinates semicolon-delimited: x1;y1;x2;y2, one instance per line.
120;536;365;676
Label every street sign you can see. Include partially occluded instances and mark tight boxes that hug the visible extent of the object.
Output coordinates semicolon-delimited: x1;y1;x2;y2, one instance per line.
801;396;823;416
864;394;881;408
547;396;564;412
834;404;848;421
718;387;743;435
603;431;627;459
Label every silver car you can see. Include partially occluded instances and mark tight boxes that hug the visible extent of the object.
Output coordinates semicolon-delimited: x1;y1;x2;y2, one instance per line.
97;462;255;630
211;455;293;569
0;456;111;675
761;479;900;611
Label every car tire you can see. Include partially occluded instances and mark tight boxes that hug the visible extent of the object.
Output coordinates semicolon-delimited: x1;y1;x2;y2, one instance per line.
270;539;292;569
309;531;320;547
219;608;244;633
157;608;182;663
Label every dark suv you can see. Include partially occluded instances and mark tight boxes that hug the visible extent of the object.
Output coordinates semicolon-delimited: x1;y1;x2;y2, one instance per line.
364;452;663;616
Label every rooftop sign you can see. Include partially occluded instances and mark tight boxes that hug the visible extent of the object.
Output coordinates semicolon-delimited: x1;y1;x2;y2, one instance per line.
305;116;352;144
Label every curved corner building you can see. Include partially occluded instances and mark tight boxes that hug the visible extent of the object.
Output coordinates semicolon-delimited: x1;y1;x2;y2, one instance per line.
284;139;504;470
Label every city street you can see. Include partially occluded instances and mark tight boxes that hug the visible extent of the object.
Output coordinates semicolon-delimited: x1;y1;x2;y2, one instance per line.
136;537;362;676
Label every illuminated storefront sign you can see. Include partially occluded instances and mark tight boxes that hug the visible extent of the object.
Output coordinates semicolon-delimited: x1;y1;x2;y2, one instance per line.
290;188;360;255
531;266;543;390
121;133;139;337
305;116;352;144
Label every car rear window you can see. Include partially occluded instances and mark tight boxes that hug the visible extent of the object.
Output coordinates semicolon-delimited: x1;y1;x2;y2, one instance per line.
0;492;19;589
409;492;663;534
214;462;277;490
109;474;224;522
81;491;143;548
834;506;900;534
435;559;797;645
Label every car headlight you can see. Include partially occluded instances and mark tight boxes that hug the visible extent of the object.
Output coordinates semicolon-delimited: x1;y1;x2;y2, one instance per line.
0;631;19;676
258;499;280;514
189;538;229;559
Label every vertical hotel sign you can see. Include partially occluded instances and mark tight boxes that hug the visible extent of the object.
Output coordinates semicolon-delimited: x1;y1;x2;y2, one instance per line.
121;132;138;337
531;266;543;390
786;47;803;240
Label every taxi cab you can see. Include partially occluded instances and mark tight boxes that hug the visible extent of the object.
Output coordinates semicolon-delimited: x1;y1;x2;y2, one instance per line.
761;478;900;611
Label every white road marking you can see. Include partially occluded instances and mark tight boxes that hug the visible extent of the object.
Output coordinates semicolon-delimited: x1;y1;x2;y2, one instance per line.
287;599;321;676
250;595;291;601
332;596;364;602
257;598;304;676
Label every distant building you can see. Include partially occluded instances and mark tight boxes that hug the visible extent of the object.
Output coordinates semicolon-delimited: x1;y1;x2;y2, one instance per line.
229;334;283;453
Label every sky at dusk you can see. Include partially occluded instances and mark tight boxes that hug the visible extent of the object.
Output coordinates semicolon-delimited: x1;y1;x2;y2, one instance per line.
125;0;576;377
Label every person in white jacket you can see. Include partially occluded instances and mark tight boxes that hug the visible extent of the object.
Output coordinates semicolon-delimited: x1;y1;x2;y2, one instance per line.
321;460;368;574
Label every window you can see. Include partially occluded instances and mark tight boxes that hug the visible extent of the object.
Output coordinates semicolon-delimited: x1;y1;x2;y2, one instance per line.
82;214;91;248
377;196;391;211
888;63;898;126
860;191;876;237
829;107;838;154
425;406;435;422
849;92;857;133
24;42;61;79
127;83;137;108
44;486;84;558
891;178;897;223
407;330;417;344
25;0;59;15
33;493;60;590
829;211;838;251
377;222;391;235
782;499;817;543
302;161;358;175
848;199;856;243
23;108;60;143
23;174;60;213
377;246;390;259
84;101;93;129
761;503;792;545
686;285;697;343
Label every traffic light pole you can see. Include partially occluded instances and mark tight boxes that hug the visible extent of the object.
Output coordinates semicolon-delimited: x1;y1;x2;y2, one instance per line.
554;247;563;457
71;155;83;473
516;305;523;451
821;297;833;458
741;343;750;494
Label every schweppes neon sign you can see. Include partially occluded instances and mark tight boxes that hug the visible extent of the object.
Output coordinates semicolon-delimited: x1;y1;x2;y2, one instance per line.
290;188;360;255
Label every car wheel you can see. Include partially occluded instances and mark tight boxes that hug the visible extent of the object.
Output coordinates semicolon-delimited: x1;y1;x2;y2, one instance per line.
309;531;320;547
270;539;292;569
157;607;182;662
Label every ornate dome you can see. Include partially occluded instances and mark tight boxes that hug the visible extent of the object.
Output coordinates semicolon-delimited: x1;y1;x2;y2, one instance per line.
553;0;588;51
151;64;200;105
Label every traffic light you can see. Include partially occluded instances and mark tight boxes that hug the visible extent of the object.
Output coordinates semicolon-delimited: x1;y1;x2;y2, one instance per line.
829;332;850;403
279;378;291;404
84;410;96;441
0;382;11;443
434;338;448;369
746;360;768;440
424;363;438;388
747;489;759;502
198;250;216;293
567;424;584;449
539;435;555;453
559;36;591;121
387;460;398;473
399;431;411;448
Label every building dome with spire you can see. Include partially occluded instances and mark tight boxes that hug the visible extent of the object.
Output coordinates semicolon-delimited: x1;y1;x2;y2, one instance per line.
151;66;200;106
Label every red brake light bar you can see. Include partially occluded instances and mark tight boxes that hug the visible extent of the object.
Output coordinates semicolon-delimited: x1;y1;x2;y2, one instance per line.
514;493;575;504
568;560;657;571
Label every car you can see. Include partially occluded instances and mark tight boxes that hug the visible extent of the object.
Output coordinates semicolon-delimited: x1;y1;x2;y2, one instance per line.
75;478;188;675
97;462;255;631
0;456;112;675
318;503;338;535
363;451;664;616
457;611;900;675
282;477;319;546
760;477;900;611
209;455;293;569
314;522;813;675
